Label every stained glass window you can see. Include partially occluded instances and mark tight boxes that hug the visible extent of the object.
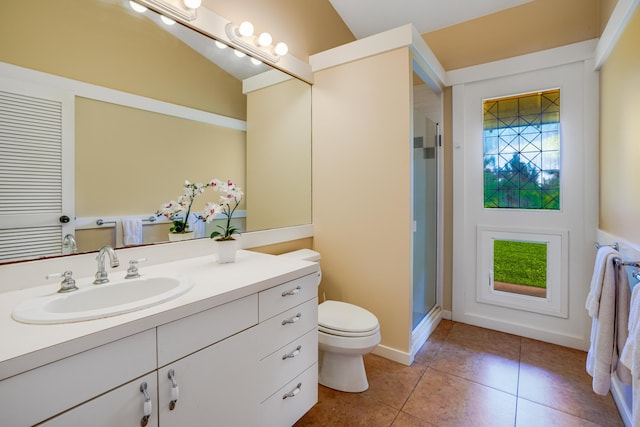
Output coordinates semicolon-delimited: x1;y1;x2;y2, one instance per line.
483;90;560;209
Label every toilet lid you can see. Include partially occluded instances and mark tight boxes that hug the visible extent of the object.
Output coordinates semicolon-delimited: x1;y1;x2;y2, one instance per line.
318;300;379;334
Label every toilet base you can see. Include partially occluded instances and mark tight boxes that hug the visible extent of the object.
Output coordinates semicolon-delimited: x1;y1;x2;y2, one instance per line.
318;350;369;392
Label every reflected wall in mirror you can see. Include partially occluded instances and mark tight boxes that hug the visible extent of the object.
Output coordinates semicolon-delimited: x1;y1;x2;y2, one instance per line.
0;0;312;263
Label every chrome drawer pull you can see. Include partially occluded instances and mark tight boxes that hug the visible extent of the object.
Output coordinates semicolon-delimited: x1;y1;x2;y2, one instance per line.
282;345;302;360
282;285;302;297
140;382;152;426
282;313;302;325
283;383;302;399
168;369;179;410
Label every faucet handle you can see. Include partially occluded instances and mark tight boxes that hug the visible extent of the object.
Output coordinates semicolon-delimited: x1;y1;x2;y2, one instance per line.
47;271;78;293
125;258;147;279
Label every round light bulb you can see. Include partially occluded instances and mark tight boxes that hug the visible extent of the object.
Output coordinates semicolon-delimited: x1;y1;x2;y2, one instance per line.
233;50;246;58
160;15;176;25
129;1;147;13
215;41;228;49
183;0;202;9
238;21;254;37
274;42;288;56
250;58;262;65
257;32;272;47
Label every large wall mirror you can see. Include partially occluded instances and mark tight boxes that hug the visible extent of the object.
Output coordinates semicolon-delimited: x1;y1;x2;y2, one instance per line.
0;0;312;263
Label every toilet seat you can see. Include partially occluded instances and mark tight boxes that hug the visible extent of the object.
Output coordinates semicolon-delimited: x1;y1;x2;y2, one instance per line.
318;300;379;337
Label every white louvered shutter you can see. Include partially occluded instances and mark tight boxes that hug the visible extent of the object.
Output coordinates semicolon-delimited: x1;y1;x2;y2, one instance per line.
0;77;74;262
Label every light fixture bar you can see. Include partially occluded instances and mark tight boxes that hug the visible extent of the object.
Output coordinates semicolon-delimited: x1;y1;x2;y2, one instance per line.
225;23;280;63
139;0;198;21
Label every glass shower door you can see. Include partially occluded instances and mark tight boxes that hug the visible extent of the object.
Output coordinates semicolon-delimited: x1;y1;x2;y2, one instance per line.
412;112;438;330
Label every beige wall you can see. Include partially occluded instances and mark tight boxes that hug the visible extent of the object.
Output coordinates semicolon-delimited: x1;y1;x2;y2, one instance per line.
313;48;413;353
599;7;640;242
246;78;312;231
0;0;245;119
75;97;246;217
423;0;600;70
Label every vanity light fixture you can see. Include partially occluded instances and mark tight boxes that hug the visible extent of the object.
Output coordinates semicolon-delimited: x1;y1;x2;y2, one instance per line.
129;1;148;13
160;15;176;25
134;0;201;21
225;20;288;63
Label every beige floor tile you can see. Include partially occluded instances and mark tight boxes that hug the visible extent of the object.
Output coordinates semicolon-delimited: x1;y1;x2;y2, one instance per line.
518;338;623;426
391;411;437;426
429;339;520;394
515;398;603;427
363;353;427;409
402;368;517;427
294;385;399;427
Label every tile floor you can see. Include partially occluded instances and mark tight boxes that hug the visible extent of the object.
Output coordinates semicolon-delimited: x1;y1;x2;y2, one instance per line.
295;320;624;427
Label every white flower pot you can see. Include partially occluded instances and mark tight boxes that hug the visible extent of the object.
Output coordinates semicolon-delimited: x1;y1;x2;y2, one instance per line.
216;239;237;263
168;231;194;242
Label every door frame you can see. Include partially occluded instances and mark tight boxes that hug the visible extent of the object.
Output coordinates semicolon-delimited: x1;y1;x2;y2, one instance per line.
451;41;599;350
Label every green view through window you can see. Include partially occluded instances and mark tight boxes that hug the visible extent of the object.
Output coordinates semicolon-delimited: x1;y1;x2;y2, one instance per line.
483;89;560;209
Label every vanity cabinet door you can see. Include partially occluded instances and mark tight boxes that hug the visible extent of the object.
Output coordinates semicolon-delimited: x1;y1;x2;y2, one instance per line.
39;372;158;427
157;326;260;426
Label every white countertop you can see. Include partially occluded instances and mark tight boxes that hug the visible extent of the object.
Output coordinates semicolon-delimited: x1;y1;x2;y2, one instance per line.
0;250;318;380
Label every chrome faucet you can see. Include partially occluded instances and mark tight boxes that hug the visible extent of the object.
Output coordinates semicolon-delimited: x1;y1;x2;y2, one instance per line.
94;245;120;284
62;234;78;254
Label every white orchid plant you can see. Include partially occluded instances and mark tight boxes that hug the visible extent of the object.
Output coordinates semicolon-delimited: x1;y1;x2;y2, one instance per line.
156;180;211;234
156;178;243;238
202;179;244;241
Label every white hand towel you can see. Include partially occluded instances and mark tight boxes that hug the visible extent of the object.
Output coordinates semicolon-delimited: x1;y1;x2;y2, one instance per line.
188;213;205;239
585;247;631;394
621;284;640;427
586;246;618;317
122;217;143;246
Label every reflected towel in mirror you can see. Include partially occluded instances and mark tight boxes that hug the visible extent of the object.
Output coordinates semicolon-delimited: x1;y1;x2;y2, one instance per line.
122;217;143;245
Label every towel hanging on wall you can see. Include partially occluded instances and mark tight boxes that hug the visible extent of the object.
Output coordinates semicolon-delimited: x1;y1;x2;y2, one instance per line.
122;217;143;246
586;246;631;394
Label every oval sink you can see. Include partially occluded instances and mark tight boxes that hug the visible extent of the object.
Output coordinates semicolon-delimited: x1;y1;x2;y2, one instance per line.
12;275;194;324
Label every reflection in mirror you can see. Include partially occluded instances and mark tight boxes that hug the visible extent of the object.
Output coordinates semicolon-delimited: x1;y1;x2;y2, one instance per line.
0;0;311;264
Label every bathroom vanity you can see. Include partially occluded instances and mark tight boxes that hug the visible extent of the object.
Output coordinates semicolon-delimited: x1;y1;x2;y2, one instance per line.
0;250;319;426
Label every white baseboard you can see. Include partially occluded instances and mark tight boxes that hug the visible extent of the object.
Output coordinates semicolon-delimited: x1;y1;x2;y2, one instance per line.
372;344;412;366
442;309;452;320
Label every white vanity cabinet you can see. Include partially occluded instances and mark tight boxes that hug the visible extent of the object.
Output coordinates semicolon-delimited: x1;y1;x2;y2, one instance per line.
0;329;157;427
39;372;159;427
256;273;319;425
156;294;260;426
0;259;320;427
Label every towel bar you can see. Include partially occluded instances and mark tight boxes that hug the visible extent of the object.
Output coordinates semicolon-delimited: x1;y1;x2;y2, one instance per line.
595;242;619;251
614;258;640;269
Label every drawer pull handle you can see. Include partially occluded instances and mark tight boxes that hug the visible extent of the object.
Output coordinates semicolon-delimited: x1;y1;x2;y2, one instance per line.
282;285;302;297
283;383;302;399
282;313;302;325
168;369;179;410
140;382;152;426
282;345;302;360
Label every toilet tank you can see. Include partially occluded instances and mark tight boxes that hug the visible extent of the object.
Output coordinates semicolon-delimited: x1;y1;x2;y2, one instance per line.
278;249;321;262
279;249;321;285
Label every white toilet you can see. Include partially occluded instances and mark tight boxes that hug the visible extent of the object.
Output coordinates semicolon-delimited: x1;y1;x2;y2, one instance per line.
279;249;381;393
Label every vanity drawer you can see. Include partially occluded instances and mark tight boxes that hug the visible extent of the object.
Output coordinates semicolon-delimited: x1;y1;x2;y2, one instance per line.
257;298;318;359
260;363;318;427
259;272;318;321
0;329;156;427
257;327;318;401
157;294;258;367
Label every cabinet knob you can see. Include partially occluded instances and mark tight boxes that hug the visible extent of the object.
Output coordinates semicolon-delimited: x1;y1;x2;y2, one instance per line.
282;313;302;325
282;345;302;360
168;369;180;410
281;285;302;297
140;382;152;426
282;383;302;399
